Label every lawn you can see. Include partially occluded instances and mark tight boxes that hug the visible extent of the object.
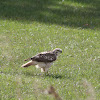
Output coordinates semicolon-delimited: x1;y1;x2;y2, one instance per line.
0;0;100;100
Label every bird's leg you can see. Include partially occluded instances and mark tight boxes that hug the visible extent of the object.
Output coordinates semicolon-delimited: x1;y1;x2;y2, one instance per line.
41;68;45;72
45;68;49;75
41;68;49;76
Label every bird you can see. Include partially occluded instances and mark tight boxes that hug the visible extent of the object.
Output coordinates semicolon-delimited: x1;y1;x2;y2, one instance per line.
21;48;62;73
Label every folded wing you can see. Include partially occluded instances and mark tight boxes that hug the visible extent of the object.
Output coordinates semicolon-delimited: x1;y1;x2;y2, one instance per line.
31;53;57;62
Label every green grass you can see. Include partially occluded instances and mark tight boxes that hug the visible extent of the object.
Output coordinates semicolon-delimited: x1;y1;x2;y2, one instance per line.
0;0;100;100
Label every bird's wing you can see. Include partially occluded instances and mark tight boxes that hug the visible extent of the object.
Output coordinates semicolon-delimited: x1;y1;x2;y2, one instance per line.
31;52;56;62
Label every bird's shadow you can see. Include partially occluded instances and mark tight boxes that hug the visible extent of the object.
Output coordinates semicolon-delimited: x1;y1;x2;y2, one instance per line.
24;71;63;79
45;73;63;79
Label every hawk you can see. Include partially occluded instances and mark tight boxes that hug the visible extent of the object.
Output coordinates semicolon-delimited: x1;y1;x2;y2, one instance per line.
21;48;62;72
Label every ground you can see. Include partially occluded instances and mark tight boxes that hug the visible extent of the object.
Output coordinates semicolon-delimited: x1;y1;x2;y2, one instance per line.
0;0;100;100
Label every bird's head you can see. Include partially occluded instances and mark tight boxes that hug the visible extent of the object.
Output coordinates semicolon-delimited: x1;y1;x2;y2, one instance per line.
53;48;62;56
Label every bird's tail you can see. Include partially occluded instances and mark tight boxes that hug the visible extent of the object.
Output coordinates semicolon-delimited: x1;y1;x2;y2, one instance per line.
21;61;37;68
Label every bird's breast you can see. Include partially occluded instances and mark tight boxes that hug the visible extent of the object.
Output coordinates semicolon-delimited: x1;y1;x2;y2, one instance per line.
36;62;53;68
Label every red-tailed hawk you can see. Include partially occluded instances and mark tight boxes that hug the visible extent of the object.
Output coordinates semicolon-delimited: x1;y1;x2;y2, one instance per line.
21;48;62;72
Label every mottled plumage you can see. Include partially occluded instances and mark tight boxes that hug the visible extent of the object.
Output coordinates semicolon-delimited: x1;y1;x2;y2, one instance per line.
21;48;62;73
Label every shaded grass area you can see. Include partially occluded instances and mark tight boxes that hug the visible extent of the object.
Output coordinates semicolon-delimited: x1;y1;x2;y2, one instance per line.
0;0;100;28
0;0;100;100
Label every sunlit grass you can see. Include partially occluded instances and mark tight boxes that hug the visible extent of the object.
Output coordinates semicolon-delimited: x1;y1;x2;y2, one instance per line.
0;0;100;100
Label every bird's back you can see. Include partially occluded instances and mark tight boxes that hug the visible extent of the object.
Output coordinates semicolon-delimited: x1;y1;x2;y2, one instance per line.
31;52;57;62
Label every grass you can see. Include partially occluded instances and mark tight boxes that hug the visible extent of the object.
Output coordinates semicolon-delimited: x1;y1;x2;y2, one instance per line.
0;0;100;100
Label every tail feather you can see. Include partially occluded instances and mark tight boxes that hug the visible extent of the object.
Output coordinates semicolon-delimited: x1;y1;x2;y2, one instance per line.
21;61;36;68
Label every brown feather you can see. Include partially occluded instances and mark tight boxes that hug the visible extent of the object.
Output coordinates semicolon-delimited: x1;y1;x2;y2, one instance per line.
31;53;56;62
